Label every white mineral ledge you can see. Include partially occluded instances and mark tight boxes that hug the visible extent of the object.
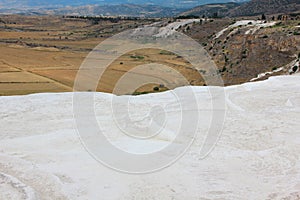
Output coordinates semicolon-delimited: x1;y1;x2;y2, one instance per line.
0;74;299;199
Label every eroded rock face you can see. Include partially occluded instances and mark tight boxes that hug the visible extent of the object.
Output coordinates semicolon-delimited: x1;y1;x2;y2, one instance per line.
183;19;300;85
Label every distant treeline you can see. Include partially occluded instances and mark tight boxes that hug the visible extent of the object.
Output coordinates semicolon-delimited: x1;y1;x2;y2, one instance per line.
289;12;300;17
178;12;300;20
176;15;202;19
177;13;221;19
63;15;150;23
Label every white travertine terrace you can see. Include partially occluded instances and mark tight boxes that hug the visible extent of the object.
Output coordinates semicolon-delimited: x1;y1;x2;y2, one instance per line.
0;74;299;199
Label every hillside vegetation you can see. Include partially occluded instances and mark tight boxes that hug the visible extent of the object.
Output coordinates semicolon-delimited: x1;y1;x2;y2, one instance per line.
180;0;300;18
180;18;300;85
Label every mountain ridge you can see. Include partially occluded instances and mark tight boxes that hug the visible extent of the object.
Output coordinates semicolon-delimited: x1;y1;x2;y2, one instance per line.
180;0;300;17
228;0;300;17
1;0;299;18
179;2;241;18
0;4;185;17
52;4;184;17
0;0;249;9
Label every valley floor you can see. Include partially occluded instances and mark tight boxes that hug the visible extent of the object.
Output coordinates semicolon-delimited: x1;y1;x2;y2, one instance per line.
1;16;299;96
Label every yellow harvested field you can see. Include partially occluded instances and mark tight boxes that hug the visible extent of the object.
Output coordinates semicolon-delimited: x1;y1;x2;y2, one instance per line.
0;71;48;83
0;83;69;96
0;15;205;96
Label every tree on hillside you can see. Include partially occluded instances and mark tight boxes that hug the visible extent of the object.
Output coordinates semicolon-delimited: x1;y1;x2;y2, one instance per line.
212;12;218;19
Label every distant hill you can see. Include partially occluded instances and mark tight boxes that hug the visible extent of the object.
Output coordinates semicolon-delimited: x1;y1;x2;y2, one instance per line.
228;0;300;17
179;2;241;18
0;0;250;17
180;0;300;17
49;4;183;17
1;0;299;17
0;4;184;17
0;0;249;9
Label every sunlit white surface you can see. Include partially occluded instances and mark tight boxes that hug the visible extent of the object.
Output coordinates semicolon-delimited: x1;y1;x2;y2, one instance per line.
0;75;299;199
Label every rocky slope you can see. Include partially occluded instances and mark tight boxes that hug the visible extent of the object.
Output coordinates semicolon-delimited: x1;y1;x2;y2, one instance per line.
179;2;241;18
180;0;300;17
180;18;300;85
228;0;300;17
